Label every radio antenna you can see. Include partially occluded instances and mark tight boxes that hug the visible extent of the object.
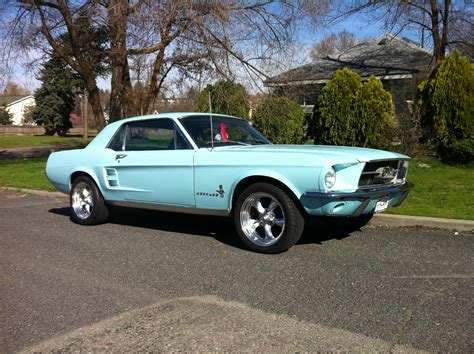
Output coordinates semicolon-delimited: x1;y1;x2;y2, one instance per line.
208;91;212;114
209;91;214;151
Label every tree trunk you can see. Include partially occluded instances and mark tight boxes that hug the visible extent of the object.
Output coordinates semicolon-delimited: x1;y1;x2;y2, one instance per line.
86;81;106;130
108;0;135;121
32;2;107;130
429;0;450;63
82;94;88;139
440;0;451;60
143;48;166;114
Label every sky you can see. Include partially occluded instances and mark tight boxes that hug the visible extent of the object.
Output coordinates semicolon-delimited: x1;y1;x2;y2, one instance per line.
2;5;424;95
297;8;423;47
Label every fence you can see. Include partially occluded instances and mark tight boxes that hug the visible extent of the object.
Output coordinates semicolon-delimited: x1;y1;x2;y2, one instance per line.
0;125;95;136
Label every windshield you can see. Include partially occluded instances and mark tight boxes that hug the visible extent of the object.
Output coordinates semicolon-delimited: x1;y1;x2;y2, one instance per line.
179;115;271;148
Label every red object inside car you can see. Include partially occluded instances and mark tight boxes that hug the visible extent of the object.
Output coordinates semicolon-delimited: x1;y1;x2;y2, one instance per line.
220;122;229;141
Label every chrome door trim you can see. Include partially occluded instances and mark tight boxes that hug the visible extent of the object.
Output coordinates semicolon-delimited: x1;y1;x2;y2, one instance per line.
107;200;230;216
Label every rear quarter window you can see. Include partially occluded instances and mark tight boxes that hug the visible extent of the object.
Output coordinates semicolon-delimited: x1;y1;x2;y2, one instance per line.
107;119;191;151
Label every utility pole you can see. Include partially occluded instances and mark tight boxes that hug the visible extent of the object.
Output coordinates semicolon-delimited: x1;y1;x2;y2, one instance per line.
83;94;88;139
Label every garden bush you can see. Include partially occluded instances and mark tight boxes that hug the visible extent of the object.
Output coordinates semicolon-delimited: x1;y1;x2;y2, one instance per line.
0;107;13;125
397;108;423;156
358;76;396;148
196;81;250;120
418;51;474;163
313;68;396;149
253;96;305;144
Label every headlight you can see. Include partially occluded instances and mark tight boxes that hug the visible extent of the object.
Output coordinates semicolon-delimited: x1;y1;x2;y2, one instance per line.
324;167;336;189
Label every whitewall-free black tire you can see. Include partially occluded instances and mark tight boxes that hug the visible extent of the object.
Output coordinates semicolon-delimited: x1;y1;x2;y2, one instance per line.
234;183;304;253
70;175;109;225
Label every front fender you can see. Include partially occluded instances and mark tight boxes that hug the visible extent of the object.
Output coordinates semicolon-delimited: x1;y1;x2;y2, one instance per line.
227;167;322;211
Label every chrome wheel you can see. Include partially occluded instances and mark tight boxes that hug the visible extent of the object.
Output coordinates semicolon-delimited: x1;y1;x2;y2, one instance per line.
239;192;285;247
71;181;94;220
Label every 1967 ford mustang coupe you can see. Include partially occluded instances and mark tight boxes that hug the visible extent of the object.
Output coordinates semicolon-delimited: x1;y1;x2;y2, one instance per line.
46;113;413;253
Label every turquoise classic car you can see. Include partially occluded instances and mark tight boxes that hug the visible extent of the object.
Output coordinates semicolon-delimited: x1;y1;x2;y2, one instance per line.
46;113;413;253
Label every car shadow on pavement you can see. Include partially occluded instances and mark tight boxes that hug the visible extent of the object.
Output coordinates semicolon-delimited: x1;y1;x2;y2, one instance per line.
299;217;355;245
49;206;355;250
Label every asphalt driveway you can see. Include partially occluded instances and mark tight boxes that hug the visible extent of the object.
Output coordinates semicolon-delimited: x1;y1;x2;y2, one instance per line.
0;191;472;352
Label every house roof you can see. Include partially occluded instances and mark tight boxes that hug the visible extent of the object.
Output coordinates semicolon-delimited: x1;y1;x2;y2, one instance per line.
266;34;434;87
0;95;33;106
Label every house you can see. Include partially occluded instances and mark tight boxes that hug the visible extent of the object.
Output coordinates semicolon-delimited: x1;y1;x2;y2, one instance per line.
265;34;434;116
0;95;36;125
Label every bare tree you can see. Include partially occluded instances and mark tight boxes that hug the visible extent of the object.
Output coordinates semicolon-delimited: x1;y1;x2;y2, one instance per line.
449;5;474;60
5;0;330;127
330;1;473;63
9;1;109;129
1;81;30;95
104;0;331;120
310;30;358;59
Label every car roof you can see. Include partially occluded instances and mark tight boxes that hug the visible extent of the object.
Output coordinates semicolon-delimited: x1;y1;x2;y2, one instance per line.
109;112;244;125
87;112;246;150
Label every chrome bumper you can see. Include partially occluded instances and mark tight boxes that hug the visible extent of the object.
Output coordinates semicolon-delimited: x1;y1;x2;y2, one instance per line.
303;182;414;217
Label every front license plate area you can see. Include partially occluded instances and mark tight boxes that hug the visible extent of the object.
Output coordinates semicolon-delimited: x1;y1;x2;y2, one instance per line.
375;198;389;213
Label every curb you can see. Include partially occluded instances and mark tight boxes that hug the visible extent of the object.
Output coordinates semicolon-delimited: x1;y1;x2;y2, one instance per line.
0;186;67;199
1;187;473;233
371;213;474;233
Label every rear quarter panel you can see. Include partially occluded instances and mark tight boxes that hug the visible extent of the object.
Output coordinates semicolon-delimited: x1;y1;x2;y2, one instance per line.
46;149;115;199
45;122;121;198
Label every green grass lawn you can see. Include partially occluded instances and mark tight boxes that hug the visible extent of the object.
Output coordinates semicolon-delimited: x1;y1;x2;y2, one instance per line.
0;156;472;220
0;157;55;191
388;157;473;220
0;135;93;149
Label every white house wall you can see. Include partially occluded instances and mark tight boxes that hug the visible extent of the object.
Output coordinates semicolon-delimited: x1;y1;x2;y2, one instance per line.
6;97;36;126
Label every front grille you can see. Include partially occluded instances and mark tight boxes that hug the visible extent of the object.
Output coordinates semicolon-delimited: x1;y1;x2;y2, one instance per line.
358;160;405;188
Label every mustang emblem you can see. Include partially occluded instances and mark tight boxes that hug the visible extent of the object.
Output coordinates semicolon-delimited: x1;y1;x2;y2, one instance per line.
375;166;396;179
216;185;225;198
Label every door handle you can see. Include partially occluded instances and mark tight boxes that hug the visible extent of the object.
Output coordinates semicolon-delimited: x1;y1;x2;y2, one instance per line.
115;154;127;161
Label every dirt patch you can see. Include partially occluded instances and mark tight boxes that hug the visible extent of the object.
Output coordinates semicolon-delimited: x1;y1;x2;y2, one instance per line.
21;296;424;352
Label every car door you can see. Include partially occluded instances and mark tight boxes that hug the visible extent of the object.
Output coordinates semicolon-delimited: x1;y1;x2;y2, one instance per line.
106;118;195;206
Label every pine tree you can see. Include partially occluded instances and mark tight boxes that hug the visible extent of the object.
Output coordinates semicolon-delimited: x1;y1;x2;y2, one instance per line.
32;56;84;135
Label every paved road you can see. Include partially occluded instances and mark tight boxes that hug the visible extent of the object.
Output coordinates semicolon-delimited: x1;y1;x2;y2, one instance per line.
1;191;473;352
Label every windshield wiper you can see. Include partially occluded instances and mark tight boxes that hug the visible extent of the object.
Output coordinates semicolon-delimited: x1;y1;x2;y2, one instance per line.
251;141;270;145
221;141;250;146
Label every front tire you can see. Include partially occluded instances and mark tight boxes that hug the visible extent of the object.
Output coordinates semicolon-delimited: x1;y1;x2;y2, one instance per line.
234;183;304;253
70;176;109;225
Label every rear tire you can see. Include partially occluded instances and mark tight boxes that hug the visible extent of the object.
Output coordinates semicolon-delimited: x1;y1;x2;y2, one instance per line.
234;183;304;253
70;176;109;225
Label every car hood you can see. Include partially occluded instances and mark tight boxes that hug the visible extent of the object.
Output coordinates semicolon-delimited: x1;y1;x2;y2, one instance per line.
214;144;409;163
